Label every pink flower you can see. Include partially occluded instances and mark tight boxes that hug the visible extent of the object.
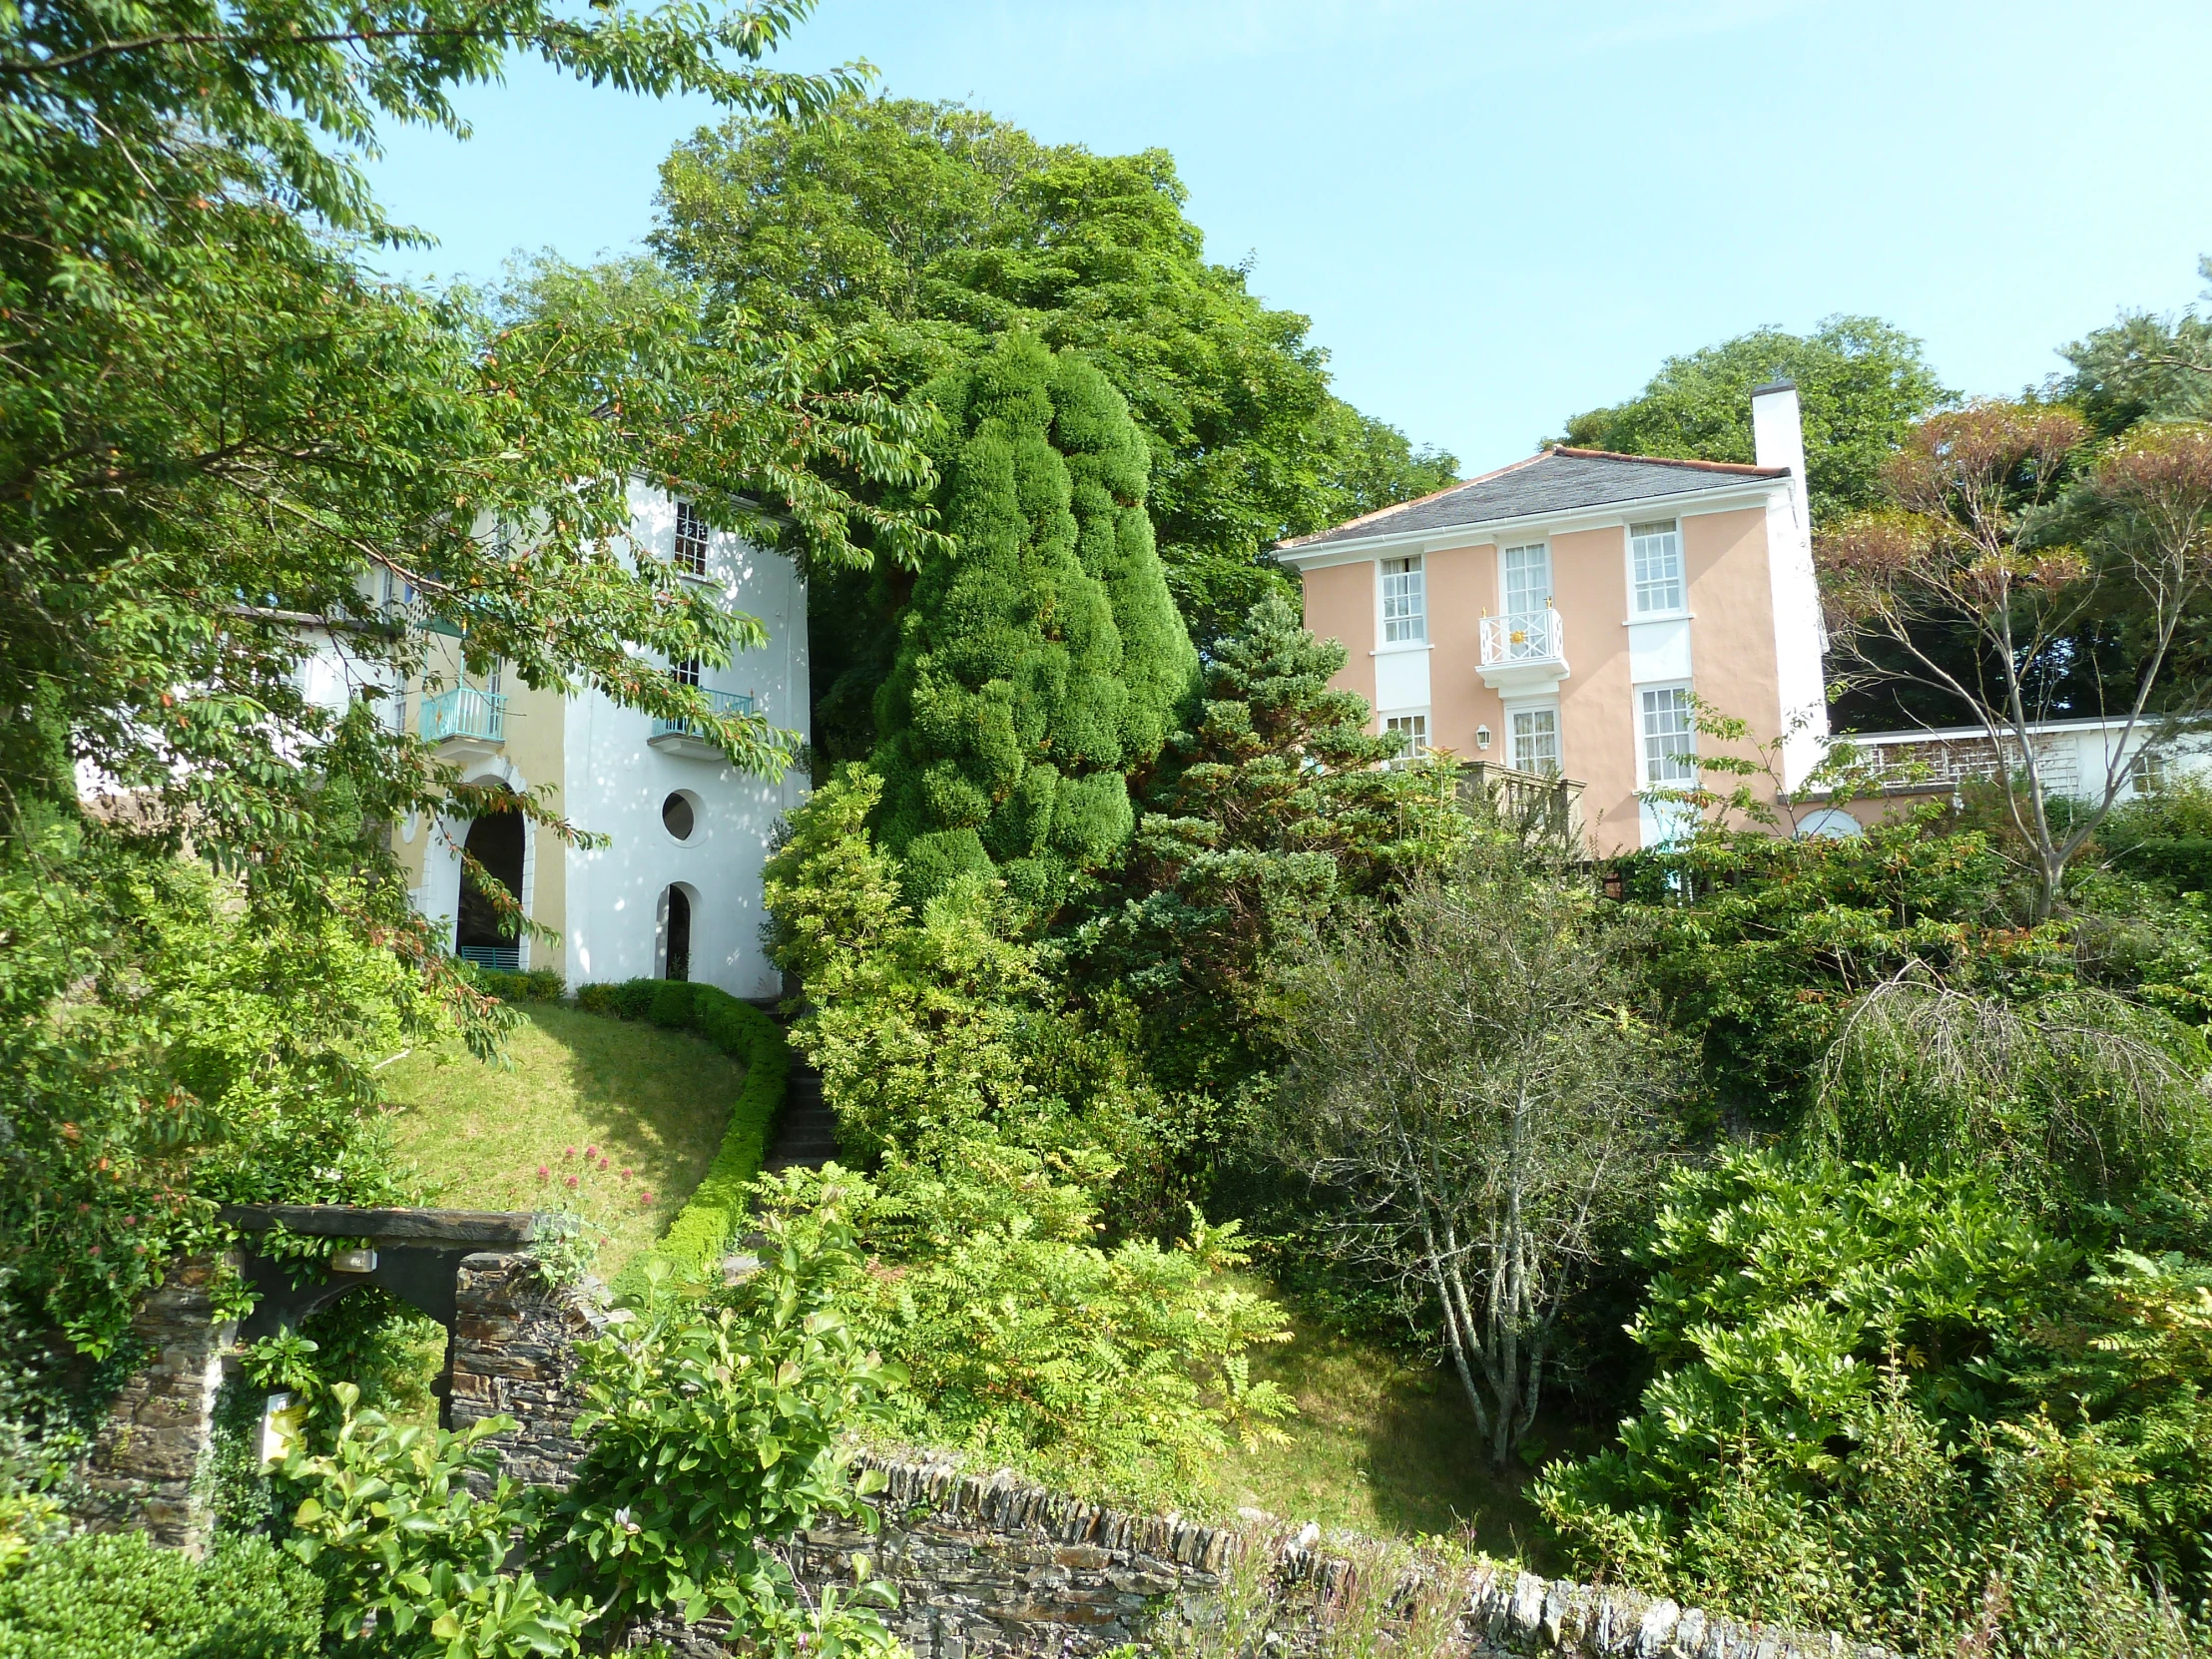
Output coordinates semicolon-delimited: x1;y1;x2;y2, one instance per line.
563;1145;575;1159
620;1168;632;1181
583;1145;597;1160
565;1174;579;1189
537;1165;549;1181
88;1245;100;1257
123;1216;136;1227
639;1191;654;1205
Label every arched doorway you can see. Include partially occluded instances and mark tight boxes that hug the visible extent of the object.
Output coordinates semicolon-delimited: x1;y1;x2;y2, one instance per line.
660;884;691;982
456;799;524;969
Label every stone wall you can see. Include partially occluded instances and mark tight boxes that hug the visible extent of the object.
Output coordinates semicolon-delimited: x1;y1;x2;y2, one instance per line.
447;1251;607;1490
82;1246;1874;1658
78;1253;239;1554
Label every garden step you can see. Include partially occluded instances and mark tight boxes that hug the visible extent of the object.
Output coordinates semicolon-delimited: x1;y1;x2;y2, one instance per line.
765;1056;837;1172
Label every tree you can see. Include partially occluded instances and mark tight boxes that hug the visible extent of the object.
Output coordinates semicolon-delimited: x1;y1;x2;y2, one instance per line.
0;2;946;1355
870;333;1197;908
1558;316;1952;525
2054;257;2212;440
1073;592;1469;1100
1820;406;2212;919
1269;847;1677;1464
654;94;1457;664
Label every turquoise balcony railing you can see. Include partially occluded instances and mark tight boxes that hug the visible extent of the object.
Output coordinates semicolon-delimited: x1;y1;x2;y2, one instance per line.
650;687;754;747
420;686;507;745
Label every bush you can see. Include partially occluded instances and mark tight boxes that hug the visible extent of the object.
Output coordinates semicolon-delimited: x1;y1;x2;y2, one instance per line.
545;1197;900;1647
570;981;793;1300
282;1382;592;1658
0;1530;322;1659
472;966;565;1002
647;979;698;1028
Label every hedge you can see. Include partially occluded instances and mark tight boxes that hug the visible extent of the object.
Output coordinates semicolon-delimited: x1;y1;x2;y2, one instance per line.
463;964;566;1002
572;979;792;1301
0;1531;321;1659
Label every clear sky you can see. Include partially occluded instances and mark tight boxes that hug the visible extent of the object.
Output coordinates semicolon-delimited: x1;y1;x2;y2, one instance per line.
364;0;2212;472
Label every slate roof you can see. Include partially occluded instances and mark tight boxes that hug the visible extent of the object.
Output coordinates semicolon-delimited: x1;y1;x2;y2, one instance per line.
1279;447;1789;554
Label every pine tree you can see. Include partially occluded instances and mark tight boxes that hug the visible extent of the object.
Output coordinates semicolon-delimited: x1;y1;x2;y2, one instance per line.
1073;592;1469;1096
871;334;1196;906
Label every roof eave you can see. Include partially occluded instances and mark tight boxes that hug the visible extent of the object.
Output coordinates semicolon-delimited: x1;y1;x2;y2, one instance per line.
1275;475;1791;567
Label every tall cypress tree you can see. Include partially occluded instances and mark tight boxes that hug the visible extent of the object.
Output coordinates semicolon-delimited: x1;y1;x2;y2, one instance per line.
872;334;1196;906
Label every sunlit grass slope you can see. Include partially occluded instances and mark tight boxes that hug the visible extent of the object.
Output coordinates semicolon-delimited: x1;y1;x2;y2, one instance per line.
1205;1302;1563;1567
379;1005;741;1284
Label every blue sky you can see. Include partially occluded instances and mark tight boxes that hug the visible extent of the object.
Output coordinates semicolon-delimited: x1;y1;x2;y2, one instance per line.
365;0;2212;471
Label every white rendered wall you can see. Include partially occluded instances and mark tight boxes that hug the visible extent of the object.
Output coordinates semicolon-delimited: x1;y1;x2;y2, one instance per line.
559;484;810;1000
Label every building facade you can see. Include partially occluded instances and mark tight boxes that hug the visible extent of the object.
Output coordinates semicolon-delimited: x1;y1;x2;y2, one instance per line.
1281;382;1825;856
301;483;808;999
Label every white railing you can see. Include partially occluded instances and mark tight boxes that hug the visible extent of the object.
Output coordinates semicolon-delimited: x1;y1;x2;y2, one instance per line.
420;686;506;745
1480;608;1565;666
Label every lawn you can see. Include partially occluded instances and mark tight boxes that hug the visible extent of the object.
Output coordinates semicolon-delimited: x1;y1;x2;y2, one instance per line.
378;1004;742;1284
1203;1299;1569;1567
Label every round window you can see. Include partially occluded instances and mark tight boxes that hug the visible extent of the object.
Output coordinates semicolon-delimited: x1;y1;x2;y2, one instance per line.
661;791;697;841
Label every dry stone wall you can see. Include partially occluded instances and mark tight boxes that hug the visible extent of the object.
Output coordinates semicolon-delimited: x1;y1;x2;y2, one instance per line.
78;1253;239;1554
83;1246;1878;1658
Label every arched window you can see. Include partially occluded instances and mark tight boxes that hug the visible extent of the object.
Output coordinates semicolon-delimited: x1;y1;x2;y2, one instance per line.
456;798;524;969
661;884;691;982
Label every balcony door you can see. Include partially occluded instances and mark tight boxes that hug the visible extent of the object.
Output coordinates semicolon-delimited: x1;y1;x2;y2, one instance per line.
1502;544;1552;659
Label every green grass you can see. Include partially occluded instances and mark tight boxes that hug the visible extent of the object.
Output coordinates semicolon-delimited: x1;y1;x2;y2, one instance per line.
379;1004;744;1285
1204;1299;1570;1567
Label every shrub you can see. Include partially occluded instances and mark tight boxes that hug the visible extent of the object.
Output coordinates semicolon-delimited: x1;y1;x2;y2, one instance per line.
545;1197;900;1646
647;979;698;1028
0;1530;321;1659
572;981;618;1015
472;966;565;1002
282;1382;593;1658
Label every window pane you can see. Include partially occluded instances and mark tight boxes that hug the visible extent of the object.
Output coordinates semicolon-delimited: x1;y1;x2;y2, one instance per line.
1640;686;1697;785
1382;555;1426;644
1384;713;1427;766
1510;707;1560;776
1630;520;1683;614
1503;544;1550;618
675;656;701;688
674;500;710;577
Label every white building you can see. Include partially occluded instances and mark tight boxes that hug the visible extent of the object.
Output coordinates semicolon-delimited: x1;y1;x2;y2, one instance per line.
311;484;808;999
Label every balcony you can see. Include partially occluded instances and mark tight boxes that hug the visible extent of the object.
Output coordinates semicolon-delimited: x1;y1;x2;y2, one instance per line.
1457;761;1585;853
419;686;506;761
649;687;755;761
1478;607;1568;694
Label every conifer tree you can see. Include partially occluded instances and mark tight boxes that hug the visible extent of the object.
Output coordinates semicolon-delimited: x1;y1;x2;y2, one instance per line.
872;335;1196;906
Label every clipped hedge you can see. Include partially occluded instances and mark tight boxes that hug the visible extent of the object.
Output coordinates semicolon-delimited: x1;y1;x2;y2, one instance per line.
472;965;566;1002
0;1530;321;1659
573;979;792;1300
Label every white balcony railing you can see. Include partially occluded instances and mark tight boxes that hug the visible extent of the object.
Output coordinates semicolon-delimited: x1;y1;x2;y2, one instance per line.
1480;607;1565;667
420;686;506;746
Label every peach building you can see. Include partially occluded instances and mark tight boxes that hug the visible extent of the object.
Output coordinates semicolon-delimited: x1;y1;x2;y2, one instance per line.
1279;382;1827;856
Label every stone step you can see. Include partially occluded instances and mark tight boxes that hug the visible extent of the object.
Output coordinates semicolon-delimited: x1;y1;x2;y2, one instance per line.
764;1054;836;1171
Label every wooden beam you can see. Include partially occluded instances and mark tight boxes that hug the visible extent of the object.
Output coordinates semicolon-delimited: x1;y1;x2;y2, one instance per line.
220;1204;538;1247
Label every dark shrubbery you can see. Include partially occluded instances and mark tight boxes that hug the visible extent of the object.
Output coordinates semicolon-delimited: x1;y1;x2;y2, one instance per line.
0;1530;322;1659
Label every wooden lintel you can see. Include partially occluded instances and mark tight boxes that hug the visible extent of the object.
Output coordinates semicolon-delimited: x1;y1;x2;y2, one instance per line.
220;1203;538;1247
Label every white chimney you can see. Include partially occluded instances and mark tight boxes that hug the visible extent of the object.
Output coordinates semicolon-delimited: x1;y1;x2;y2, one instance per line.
1751;378;1808;532
1750;377;1829;790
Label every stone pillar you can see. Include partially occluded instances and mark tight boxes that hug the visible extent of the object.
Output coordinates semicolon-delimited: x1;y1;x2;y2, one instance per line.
79;1253;239;1555
448;1252;604;1490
